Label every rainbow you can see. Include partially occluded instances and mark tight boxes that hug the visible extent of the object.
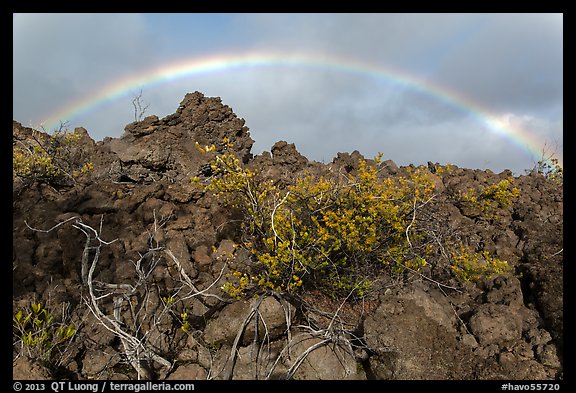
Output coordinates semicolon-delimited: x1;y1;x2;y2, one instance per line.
40;51;559;166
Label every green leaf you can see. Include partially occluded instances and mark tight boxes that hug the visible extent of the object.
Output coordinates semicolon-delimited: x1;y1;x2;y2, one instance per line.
162;296;175;306
33;317;44;328
65;324;76;339
14;310;23;324
31;303;42;314
25;331;33;347
21;313;32;327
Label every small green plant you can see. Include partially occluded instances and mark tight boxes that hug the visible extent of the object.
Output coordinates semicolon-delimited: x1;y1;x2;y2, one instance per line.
207;341;222;352
162;295;176;307
13;124;94;187
449;243;511;283
13;302;77;366
180;311;191;334
161;295;192;333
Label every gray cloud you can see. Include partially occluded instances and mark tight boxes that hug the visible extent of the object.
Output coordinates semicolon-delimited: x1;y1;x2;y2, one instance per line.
430;14;563;112
13;13;158;125
13;13;562;174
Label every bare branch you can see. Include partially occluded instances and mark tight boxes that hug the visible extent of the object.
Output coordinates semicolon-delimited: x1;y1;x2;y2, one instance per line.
132;88;150;122
73;219;171;379
164;249;228;303
548;248;563;259
223;297;266;380
271;191;291;247
283;337;331;380
396;260;461;293
25;216;79;233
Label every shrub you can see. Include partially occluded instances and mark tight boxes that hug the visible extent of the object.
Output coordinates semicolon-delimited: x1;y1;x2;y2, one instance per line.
204;150;438;300
13;125;94;187
529;157;563;185
459;178;520;220
525;143;563;185
200;144;519;300
449;243;511;283
432;163;456;175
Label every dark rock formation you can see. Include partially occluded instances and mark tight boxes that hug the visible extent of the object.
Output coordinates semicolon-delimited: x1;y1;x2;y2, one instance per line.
12;92;563;381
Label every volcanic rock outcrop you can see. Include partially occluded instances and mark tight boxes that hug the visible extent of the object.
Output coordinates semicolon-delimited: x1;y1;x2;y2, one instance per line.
12;92;563;381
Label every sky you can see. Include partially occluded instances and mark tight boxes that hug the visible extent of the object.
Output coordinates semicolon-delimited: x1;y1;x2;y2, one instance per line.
13;13;563;174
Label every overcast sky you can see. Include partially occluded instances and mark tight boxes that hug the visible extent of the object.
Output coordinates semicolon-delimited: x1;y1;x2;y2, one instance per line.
13;13;563;174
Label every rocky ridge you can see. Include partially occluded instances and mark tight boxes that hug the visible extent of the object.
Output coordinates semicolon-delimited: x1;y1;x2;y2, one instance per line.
12;92;563;380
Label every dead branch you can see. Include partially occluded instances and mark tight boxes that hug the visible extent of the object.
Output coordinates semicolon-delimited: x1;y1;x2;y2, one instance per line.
132;89;150;122
24;211;230;379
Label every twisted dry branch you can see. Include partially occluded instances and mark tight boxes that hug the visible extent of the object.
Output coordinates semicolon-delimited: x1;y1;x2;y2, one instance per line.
24;212;229;380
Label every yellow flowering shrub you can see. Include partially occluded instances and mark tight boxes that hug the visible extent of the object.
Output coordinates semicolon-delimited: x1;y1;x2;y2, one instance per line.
204;150;439;299
434;163;457;175
449;243;511;283
201;144;515;299
13;128;94;187
459;177;520;220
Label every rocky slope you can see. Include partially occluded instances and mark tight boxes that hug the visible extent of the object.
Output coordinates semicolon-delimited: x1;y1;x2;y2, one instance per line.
12;92;563;380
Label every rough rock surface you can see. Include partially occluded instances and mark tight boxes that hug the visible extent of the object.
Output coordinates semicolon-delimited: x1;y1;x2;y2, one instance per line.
12;92;563;381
